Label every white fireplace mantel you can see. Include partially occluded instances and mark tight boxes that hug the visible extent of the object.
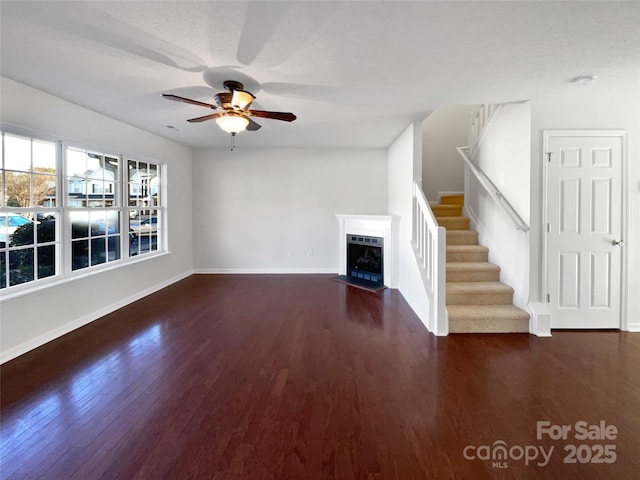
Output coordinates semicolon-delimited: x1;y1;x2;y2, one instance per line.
336;214;399;288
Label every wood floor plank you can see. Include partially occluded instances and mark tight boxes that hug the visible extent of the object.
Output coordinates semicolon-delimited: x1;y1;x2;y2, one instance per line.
1;274;639;479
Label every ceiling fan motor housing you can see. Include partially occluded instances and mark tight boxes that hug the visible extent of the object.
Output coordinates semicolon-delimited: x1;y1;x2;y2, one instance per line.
223;80;245;92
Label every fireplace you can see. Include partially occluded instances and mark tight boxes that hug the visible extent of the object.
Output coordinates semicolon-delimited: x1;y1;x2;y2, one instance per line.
336;214;398;289
347;234;383;287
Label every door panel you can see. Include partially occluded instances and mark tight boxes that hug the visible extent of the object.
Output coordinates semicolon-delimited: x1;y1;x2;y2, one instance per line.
546;133;623;329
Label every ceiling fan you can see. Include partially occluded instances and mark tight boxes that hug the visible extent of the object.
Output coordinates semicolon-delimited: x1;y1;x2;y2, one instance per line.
162;80;297;138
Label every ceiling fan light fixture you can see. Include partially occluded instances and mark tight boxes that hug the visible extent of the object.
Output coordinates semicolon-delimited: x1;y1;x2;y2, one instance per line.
231;90;256;110
216;114;249;134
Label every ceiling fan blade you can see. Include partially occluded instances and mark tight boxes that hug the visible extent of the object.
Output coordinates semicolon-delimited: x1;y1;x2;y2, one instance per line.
187;112;226;123
162;94;218;109
246;118;262;131
247;110;297;122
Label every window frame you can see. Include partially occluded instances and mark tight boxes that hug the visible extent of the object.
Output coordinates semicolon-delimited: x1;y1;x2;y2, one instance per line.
0;126;166;296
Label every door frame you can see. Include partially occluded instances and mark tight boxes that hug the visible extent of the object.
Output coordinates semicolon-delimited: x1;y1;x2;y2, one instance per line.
542;130;629;330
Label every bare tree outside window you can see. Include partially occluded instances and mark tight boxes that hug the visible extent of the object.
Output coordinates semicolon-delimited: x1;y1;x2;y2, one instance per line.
4;168;56;208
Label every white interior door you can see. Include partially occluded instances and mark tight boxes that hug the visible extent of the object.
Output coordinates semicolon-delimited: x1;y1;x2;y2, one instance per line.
545;132;625;329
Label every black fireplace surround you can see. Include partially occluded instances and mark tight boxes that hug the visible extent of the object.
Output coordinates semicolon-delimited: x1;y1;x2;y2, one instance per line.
346;234;383;287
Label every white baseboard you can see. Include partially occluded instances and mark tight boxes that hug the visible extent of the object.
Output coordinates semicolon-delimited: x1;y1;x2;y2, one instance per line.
193;268;338;275
625;323;640;332
0;269;194;364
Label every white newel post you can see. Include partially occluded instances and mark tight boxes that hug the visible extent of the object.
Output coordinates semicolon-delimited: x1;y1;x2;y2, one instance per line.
335;214;399;288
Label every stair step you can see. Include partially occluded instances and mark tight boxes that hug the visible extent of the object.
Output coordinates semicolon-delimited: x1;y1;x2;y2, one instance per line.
448;305;530;333
446;245;489;262
440;194;464;205
437;216;470;230
447;230;479;245
446;281;514;305
431;204;463;217
447;262;500;282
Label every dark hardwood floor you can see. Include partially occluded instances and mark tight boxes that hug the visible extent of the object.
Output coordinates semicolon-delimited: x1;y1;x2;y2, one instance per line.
1;274;638;479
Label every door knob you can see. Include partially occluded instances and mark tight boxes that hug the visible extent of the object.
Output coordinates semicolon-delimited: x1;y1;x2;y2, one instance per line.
611;240;624;246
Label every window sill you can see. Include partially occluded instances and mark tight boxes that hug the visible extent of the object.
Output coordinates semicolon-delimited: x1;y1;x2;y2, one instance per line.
0;250;171;302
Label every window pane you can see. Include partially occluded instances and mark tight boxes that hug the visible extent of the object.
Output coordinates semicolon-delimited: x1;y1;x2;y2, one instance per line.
140;234;151;253
9;248;34;286
4;134;31;172
106;211;120;234
37;213;56;243
37;245;55;279
108;236;121;262
0;215;7;247
129;232;139;256
105;156;118;178
0;174;4;208
5;213;34;247
71;211;90;239
72;239;89;270
67;148;87;177
149;164;159;206
0;252;6;289
32;139;56;172
4;172;31;206
33;173;56;207
91;237;106;266
128;160;136;182
89;210;106;236
87;153;101;175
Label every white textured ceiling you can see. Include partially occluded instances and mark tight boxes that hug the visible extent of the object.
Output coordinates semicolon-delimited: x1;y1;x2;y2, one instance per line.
1;1;639;149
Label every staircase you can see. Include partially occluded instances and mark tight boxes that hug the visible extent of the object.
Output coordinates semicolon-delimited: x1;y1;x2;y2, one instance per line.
432;194;529;333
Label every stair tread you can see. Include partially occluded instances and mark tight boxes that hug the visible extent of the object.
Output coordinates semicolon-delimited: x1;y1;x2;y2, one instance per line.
431;204;461;211
447;282;514;294
446;262;500;272
436;216;469;220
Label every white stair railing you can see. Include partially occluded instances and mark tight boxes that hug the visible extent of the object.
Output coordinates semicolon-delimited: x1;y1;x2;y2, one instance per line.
469;104;497;147
412;182;448;335
457;147;529;232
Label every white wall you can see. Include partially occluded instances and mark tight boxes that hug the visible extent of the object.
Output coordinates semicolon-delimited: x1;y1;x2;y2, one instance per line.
0;78;194;362
465;103;531;310
191;147;388;272
422;104;479;202
388;123;431;329
529;71;640;331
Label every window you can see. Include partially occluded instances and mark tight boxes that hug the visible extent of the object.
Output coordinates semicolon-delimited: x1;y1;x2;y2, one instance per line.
127;159;160;256
0;133;58;288
0;130;164;291
66;147;122;271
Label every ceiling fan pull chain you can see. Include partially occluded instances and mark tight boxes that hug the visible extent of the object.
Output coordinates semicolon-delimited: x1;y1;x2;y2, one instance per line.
230;132;236;151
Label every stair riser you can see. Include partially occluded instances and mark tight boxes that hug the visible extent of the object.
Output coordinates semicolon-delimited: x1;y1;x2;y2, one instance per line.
432;206;463;217
440;195;465;205
449;318;529;333
447;251;488;262
446;232;479;245
447;292;513;305
447;271;500;282
438;218;470;230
